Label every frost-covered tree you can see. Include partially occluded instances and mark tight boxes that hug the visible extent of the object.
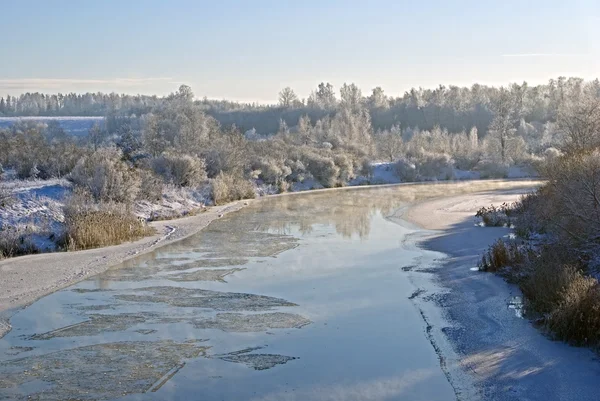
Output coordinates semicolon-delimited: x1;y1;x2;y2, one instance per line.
368;87;388;109
488;88;517;163
278;87;299;108
340;83;363;112
142;114;167;157
88;123;105;151
297;115;313;145
308;82;336;109
558;92;600;154
376;125;403;162
174;85;194;103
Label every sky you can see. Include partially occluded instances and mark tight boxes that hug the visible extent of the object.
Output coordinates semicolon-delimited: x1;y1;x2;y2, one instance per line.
1;0;599;103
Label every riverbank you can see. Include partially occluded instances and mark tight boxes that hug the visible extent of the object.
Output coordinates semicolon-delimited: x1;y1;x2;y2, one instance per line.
0;200;247;315
403;190;600;400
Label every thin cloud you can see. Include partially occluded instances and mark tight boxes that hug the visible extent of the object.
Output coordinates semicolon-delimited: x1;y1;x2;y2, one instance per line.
0;77;180;91
501;53;584;57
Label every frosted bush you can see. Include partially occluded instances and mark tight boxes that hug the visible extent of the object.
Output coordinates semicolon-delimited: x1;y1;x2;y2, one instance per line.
211;172;256;205
151;153;207;187
544;147;562;160
0;186;13;208
394;158;417;182
0;224;38;258
137;169;164;201
301;151;340;188
415;152;455;180
70;147;141;203
360;158;373;178
475;160;509;179
252;158;292;185
333;153;356;183
285;159;307;182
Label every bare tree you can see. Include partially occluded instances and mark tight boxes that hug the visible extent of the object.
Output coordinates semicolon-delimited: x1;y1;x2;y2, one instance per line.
142;114;166;157
543;150;600;248
309;82;336;109
558;93;600;154
88;123;105;151
488;88;517;163
376;125;403;162
278;87;298;108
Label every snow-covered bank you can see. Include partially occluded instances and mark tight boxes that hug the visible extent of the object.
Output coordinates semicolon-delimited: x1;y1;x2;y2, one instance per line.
404;190;600;401
1;162;539;257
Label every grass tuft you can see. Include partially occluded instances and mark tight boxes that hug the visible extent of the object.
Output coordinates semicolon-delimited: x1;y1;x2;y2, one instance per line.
61;193;154;251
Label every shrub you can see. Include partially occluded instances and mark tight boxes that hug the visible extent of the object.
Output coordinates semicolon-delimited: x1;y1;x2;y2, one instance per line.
547;280;600;347
0;225;38;259
479;239;530;276
0;186;14;208
394;152;455;182
541;151;600;249
285;159;307;182
475;160;509;179
511;192;548;238
416;152;455;180
360;158;373;178
0;126;85;179
476;203;514;227
137;169;164;202
252;158;292;185
202;129;247;178
521;256;583;315
333;153;356;184
301;151;340;188
543;147;562;160
61;192;154;251
151;153;207;187
69;147;140;203
211;172;256;205
394;158;418;182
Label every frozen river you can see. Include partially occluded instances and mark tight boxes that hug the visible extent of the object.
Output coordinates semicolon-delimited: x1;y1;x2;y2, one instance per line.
0;181;536;401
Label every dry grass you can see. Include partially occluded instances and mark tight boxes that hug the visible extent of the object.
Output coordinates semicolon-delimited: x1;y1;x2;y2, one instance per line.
521;257;583;315
547;280;600;347
61;194;154;251
481;239;600;348
479;239;530;276
211;172;255;206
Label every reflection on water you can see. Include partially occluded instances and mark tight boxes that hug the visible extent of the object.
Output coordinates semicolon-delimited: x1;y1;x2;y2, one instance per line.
0;181;536;400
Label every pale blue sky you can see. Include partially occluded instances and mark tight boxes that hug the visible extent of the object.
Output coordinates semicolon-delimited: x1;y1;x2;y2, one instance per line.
1;0;599;102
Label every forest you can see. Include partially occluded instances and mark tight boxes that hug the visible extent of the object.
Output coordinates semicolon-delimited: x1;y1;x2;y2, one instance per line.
1;77;597;139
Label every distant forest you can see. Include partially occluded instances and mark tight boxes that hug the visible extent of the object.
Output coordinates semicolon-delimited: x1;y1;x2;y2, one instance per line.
2;77;599;137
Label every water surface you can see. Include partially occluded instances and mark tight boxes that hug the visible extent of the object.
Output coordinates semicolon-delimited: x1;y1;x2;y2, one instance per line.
0;181;535;401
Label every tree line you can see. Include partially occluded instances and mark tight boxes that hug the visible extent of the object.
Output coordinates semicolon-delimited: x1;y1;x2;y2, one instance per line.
2;77;599;138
